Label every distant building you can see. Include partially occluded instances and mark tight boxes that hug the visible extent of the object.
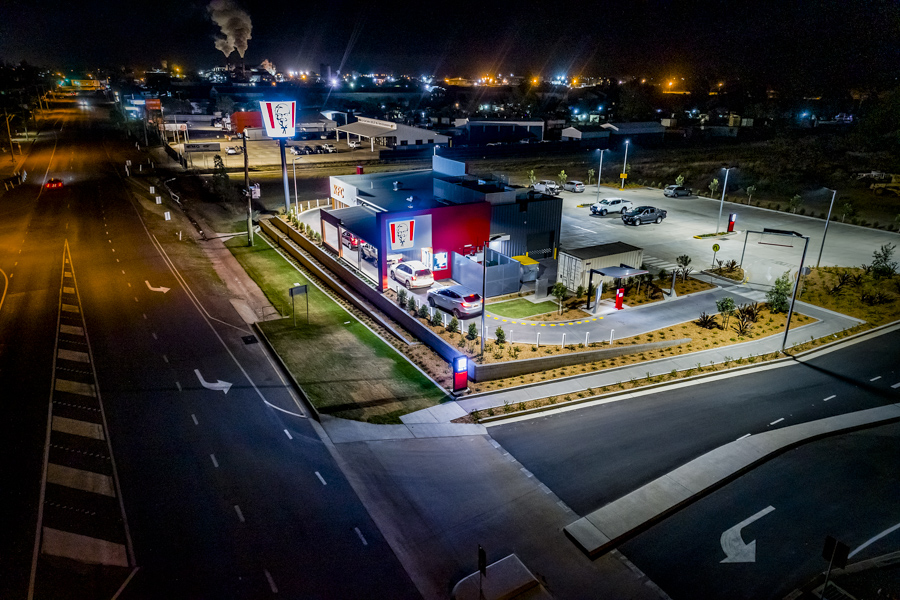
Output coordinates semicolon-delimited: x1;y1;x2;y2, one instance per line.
336;116;449;149
560;125;611;144
452;118;544;145
600;122;666;147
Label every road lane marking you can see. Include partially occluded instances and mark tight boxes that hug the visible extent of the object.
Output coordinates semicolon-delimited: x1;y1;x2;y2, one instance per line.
127;283;131;288
41;527;127;567
234;505;245;523
151;332;157;340
162;355;168;363
52;416;105;440
824;395;836;401
55;379;96;397
315;472;326;485
210;454;219;468
59;324;84;336
870;376;882;381
142;313;147;319
736;433;751;440
892;382;900;389
354;527;368;546
47;463;115;496
175;381;181;392
191;414;198;425
57;348;90;363
121;270;125;274
133;297;137;302
264;570;278;593
849;522;900;559
769;418;784;425
284;429;293;439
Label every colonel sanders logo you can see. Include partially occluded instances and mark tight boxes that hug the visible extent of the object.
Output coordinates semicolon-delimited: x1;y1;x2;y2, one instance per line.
389;219;415;250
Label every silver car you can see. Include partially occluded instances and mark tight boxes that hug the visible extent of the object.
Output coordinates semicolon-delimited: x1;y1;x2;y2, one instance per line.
426;285;483;318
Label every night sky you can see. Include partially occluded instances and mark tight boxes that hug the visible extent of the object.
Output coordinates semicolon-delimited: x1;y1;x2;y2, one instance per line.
1;0;898;88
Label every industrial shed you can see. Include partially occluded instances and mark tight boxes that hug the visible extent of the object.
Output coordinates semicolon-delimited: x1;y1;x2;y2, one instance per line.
557;242;644;291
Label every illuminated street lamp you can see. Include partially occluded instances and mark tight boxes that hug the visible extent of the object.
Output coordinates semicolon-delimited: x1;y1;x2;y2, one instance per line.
620;140;630;190
816;188;838;268
595;149;607;202
716;167;733;234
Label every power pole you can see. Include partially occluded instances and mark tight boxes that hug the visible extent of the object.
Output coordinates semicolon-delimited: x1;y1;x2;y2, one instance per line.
4;108;15;163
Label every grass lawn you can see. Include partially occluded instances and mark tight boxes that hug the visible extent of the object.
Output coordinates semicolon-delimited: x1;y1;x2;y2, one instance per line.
488;298;561;319
225;236;447;423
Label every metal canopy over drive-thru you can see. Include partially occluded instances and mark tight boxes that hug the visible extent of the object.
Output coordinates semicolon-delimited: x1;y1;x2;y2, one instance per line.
586;266;649;311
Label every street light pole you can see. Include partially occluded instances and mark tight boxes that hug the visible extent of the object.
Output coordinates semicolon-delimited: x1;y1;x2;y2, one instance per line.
481;243;487;356
620;141;629;190
595;149;607;202
716;167;732;234
278;138;291;215
292;156;299;214
816;189;837;268
781;235;810;353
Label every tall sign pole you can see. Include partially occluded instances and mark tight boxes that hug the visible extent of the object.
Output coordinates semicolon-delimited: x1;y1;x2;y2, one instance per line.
243;133;252;246
259;100;297;217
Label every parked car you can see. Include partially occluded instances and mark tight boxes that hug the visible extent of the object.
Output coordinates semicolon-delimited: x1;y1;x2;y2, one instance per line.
313;146;325;154
590;197;633;215
301;145;314;154
563;180;585;193
226;146;242;155
389;260;434;289
341;231;360;250
532;180;561;195
348;140;362;149
321;144;337;153
290;145;304;156
664;185;692;197
427;285;483;318
622;206;667;226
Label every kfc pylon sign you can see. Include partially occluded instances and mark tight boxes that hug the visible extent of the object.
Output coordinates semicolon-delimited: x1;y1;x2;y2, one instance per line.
259;101;296;138
388;219;415;250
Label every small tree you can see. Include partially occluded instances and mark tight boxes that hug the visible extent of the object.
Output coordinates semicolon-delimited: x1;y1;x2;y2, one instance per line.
676;255;692;282
495;326;506;345
527;169;536;186
418;304;430;319
746;185;757;205
397;288;407;307
657;268;669;284
406;295;417;313
467;322;479;340
447;315;460;333
839;201;855;223
871;243;898;278
587;168;595;185
766;271;792;313
558;170;568;187
551;282;568;314
789;194;803;214
708;178;720;197
430;309;443;326
575;285;585;300
715;296;736;328
675;174;685;186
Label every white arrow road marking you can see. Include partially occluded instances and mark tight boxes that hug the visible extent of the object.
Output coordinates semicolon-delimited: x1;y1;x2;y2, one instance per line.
145;280;170;293
720;506;775;563
766;267;773;282
194;369;233;394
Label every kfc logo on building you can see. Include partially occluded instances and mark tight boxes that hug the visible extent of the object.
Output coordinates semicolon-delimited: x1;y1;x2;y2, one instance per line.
388;219;415;250
332;184;344;199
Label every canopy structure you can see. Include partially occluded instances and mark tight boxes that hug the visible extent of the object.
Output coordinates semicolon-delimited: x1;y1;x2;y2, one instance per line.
585;266;649;311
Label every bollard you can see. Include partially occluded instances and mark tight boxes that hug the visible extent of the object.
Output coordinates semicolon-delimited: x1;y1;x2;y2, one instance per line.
179;231;182;241
536;332;540;348
585;332;590;346
509;330;513;344
609;329;615;344
561;333;566;349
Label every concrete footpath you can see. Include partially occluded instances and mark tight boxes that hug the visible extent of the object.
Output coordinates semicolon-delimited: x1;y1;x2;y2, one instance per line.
564;402;900;558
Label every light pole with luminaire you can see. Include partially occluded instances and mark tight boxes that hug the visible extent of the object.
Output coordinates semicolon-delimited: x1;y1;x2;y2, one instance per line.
595;149;607;202
292;155;300;215
620;141;630;190
716;167;733;234
816;188;837;268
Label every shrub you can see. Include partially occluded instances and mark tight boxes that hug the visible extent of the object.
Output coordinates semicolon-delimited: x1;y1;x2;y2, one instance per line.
697;312;718;329
418;304;430;319
495;326;506;345
430;310;443;326
397;288;407;307
407;296;417;313
447;315;460;333
766;271;792;313
467;323;479;340
457;336;466;348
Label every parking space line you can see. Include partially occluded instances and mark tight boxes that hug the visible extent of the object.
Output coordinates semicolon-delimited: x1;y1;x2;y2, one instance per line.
234;505;245;523
191;414;198;425
315;471;326;485
770;418;784;425
892;382;900;389
354;527;368;546
824;395;836;401
870;376;882;381
210;454;218;468
284;429;293;439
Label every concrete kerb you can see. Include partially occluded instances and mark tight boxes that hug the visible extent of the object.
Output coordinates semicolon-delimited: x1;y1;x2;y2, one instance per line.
475;319;894;424
252;322;321;422
564;403;900;559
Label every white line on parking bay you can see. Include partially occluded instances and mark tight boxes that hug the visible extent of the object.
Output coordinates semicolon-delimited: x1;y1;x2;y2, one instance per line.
892;382;900;389
284;429;293;440
210;454;219;468
264;569;278;593
234;505;245;523
870;376;882;381
315;472;326;485
354;527;368;546
736;433;751;440
770;418;785;425
191;414;198;425
824;395;836;401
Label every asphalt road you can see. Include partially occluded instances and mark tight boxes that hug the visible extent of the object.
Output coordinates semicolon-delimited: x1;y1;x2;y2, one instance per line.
489;328;900;517
0;99;418;598
620;422;900;599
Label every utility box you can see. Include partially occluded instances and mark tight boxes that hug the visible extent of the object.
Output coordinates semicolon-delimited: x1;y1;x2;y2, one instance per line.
557;242;644;292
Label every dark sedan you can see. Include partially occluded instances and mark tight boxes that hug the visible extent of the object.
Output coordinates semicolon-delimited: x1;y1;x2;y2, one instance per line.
623;206;667;226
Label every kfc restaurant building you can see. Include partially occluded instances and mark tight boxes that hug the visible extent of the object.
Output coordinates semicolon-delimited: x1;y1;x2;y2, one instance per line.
320;157;494;291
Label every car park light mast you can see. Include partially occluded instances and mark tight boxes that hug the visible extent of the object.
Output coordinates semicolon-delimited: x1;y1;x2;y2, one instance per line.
816;188;837;268
716;167;733;234
620;141;629;190
595;149;607;202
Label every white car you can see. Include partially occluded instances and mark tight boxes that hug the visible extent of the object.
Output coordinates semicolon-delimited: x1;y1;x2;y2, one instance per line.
321;144;337;153
563;180;585;193
225;146;242;155
590;197;633;215
389;260;434;289
348;140;362;149
532;180;561;195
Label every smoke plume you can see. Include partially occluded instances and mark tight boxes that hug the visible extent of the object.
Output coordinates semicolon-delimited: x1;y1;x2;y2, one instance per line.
261;59;276;75
208;0;252;59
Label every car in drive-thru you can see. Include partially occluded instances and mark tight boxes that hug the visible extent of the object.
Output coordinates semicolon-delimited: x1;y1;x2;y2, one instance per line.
389;260;434;289
341;231;360;250
590;197;633;215
622;205;667;226
563;180;585;193
427;285;482;318
664;185;692;197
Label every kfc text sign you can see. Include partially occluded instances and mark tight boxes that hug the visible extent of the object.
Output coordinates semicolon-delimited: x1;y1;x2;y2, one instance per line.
388;219;415;250
259;101;296;138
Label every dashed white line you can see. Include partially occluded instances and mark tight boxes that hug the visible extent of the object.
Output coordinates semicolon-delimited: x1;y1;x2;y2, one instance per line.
892;382;900;389
191;414;198;425
142;313;147;319
162;355;168;363
234;505;245;523
127;283;131;288
121;270;125;274
770;418;785;425
210;454;219;468
823;395;836;401
736;433;751;440
314;471;326;485
264;569;278;593
284;429;293;440
354;527;368;546
175;381;182;392
870;376;882;381
151;332;157;340
133;297;137;302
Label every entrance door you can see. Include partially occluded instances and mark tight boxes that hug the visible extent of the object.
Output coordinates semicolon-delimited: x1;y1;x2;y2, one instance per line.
421;247;433;270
